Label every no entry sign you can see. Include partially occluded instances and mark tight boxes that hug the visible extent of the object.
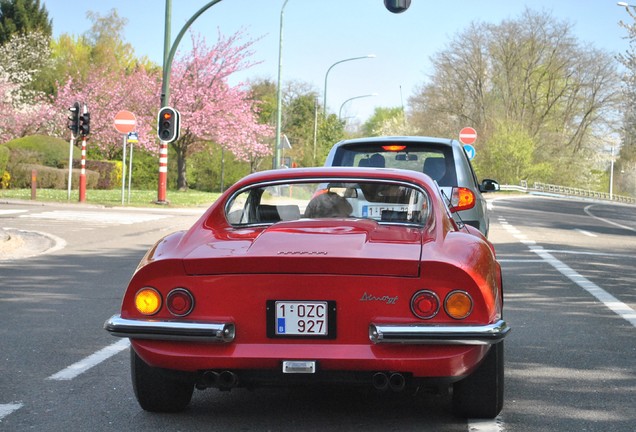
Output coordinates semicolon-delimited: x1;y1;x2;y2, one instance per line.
459;127;477;145
114;110;137;134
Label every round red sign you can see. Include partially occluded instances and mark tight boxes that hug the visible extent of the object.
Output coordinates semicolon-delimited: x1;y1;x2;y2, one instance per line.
113;110;137;134
459;127;477;145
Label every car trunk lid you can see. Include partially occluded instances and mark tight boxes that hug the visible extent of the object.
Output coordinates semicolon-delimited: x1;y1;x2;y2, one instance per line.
182;219;423;277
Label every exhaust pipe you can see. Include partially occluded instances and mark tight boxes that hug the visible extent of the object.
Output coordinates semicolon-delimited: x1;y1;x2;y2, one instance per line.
218;370;238;389
372;372;389;391
204;371;219;387
389;373;406;392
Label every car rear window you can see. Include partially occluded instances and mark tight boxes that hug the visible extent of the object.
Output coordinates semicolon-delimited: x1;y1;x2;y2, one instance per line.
225;179;430;227
331;143;458;187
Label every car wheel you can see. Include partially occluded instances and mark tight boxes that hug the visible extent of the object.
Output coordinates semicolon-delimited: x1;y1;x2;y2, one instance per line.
452;341;504;419
130;349;194;412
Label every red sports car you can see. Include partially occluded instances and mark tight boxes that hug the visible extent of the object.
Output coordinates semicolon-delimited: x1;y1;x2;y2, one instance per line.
105;167;510;418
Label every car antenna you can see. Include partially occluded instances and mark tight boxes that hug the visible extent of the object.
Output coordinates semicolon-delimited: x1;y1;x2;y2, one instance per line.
441;189;468;232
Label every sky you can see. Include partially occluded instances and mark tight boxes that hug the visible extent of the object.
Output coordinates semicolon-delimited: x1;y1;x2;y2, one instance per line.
42;0;633;128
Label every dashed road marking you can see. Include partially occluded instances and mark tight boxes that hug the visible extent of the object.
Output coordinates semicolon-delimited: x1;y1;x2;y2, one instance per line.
468;416;505;431
575;228;597;237
499;217;636;328
48;339;130;381
0;403;23;421
0;210;27;215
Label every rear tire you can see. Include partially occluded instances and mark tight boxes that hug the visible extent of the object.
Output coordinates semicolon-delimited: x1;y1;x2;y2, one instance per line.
452;341;504;418
130;349;194;412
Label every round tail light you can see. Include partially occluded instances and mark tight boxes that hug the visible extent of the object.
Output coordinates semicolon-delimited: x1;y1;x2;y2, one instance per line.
135;287;162;315
410;290;440;320
166;288;194;317
445;290;473;319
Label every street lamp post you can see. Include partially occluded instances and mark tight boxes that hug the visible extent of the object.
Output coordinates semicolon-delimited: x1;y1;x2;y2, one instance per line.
610;143;616;200
339;93;378;120
323;55;376;117
274;0;291;170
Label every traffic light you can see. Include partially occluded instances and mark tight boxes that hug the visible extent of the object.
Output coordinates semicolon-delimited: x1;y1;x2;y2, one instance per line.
79;104;90;137
67;102;80;136
157;106;180;143
384;0;411;13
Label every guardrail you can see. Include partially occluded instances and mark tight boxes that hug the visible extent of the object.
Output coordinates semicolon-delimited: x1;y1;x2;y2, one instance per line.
500;181;636;205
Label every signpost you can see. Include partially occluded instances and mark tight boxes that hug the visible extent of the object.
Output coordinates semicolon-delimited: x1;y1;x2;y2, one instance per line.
127;132;138;204
459;127;477;160
463;144;476;160
459;127;477;145
114;111;137;205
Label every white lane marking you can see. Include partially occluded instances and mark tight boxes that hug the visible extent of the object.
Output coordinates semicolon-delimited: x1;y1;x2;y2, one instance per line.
0;210;27;215
499;218;636;328
575;228;597;237
0;403;23;421
542;249;632;259
47;339;130;381
468;416;505;431
20;210;169;225
584;204;636;233
498;259;545;263
530;245;636;328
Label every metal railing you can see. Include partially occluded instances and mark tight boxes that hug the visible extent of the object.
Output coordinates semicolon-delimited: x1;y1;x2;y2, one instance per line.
500;181;636;205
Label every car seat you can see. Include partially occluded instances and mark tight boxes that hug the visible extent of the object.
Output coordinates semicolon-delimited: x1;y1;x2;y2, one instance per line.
368;153;386;168
423;157;446;183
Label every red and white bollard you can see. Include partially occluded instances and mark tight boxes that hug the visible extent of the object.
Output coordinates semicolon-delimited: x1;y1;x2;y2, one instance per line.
157;141;168;203
79;137;87;202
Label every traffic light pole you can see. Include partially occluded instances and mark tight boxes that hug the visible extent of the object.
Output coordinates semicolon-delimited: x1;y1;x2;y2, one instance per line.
157;0;225;203
67;135;75;200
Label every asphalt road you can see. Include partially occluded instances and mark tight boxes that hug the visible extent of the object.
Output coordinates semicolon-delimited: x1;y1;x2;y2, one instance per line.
0;195;634;431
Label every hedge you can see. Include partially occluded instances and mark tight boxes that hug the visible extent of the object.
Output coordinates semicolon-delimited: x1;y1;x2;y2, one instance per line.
11;164;99;189
4;135;80;168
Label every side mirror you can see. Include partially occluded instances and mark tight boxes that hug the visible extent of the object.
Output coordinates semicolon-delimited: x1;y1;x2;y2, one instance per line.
480;179;500;192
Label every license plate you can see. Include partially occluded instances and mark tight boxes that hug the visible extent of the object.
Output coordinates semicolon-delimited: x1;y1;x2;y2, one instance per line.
362;205;408;218
275;301;328;336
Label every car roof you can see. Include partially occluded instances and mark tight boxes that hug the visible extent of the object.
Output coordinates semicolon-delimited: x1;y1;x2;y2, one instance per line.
333;136;457;148
223;167;438;197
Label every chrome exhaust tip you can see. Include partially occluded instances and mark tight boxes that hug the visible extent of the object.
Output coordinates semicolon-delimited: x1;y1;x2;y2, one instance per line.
218;370;238;389
389;373;406;392
372;372;389;391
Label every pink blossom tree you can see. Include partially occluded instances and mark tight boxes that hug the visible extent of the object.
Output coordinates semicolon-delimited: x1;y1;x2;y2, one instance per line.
169;31;273;190
54;66;160;158
52;29;273;190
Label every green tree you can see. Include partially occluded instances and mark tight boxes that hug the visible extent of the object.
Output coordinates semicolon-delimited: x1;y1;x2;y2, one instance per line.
409;8;620;187
248;78;346;168
473;121;543;184
362;107;402;136
0;0;51;45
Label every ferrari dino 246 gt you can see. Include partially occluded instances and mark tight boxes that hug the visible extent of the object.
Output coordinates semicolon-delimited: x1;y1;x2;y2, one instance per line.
105;167;510;418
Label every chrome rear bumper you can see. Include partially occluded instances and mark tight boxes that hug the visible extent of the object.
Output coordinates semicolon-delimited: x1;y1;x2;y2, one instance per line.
369;319;510;345
104;314;235;343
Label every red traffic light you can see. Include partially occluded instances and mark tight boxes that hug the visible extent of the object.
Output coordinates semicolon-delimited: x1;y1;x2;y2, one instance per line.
157;107;180;143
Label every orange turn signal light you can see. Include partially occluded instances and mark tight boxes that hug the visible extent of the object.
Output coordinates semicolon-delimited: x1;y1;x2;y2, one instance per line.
135;287;162;315
444;291;473;319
